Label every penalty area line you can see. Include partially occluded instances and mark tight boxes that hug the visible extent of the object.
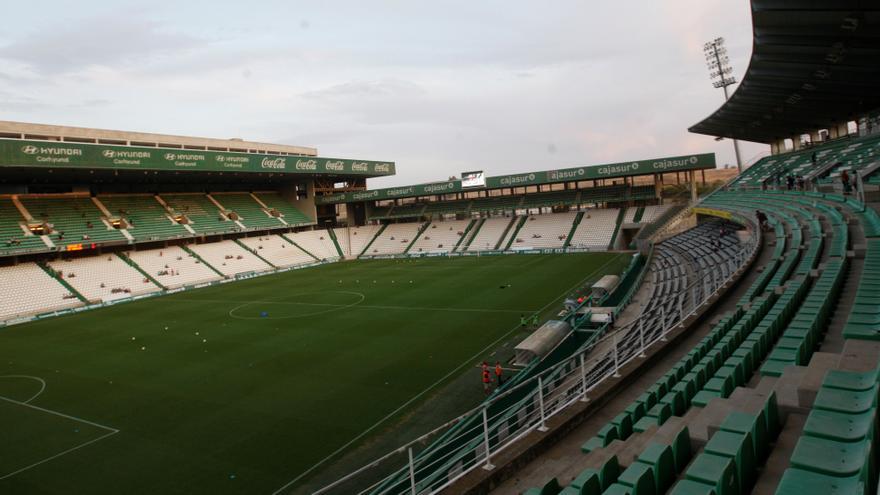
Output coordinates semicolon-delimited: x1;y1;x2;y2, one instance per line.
269;252;624;494
0;395;120;481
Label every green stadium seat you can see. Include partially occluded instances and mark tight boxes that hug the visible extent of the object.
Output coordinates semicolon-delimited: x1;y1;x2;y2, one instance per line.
524;478;562;495
611;413;634;440
803;408;876;443
601;483;633;495
616;462;656;495
822;368;880;392
719;411;768;464
813;385;878;414
684;453;739;495
790;436;872;478
775;468;865;495
635;443;675;494
668;479;717;494
703;430;756;490
569;469;601;494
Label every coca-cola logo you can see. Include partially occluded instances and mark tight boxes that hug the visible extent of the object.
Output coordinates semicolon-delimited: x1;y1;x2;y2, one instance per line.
261;157;287;169
295;159;317;170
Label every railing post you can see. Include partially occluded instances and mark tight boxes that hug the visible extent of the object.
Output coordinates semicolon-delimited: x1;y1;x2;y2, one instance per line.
481;407;495;470
408;447;417;494
661;305;669;341
537;377;549;432
579;353;589;402
638;318;646;358
678;296;684;324
612;335;621;378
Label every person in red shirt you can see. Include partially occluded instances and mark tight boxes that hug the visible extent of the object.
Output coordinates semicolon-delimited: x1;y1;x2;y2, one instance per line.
495;361;504;386
482;369;492;394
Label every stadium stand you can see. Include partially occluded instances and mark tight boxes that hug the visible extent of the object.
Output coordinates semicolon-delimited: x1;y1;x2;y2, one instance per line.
511;211;578;249
569;208;621;250
21;196;127;247
344;224;382;257
281;229;341;260
0;263;81;320
365;222;425;255
729;133;880;192
409;219;472;253
0;197;47;255
210;192;286;230
47;255;160;302
641;205;672;224
465;216;516;251
252;192;313;226
99;194;191;242
127;246;222;289
160;193;240;235
187;240;272;276
238;235;316;267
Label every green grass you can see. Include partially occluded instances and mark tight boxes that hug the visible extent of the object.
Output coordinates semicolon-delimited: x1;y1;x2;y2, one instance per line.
0;253;630;494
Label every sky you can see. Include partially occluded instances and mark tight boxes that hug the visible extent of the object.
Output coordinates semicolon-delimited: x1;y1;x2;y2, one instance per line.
0;1;768;188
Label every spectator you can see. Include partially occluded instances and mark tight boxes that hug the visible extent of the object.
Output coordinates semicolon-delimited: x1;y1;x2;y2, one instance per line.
495;362;504;386
482;368;492;394
841;170;852;194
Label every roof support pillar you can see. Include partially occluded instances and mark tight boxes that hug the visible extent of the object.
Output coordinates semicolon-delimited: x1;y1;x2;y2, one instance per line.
770;141;780;155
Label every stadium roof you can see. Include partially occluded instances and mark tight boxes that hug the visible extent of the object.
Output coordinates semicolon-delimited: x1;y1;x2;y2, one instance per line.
688;1;880;144
0;121;395;179
316;152;715;204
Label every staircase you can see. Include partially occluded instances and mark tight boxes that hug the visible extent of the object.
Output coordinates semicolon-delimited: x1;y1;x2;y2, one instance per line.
453;219;478;252
156;195;197;235
116;252;167;290
181;245;225;277
502;216;528;251
11;196;33;221
495;216;519;250
359;224;387;257
38;262;88;303
563;211;585;249
327;228;345;257
234;239;278;268
608;208;627;250
404;221;432;254
632;206;645;223
279;234;321;262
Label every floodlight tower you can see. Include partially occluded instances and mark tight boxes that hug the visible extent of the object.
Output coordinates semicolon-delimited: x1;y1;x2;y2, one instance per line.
704;37;743;173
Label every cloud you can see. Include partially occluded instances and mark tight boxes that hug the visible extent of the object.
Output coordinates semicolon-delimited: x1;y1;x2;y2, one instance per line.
0;13;204;75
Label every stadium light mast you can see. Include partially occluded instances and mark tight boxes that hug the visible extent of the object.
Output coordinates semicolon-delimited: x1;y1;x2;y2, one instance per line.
704;37;744;173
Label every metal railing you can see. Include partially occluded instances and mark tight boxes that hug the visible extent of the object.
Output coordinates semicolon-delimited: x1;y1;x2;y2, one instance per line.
301;217;760;495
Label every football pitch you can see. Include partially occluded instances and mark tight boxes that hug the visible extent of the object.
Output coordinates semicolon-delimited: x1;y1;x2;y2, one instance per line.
0;252;630;494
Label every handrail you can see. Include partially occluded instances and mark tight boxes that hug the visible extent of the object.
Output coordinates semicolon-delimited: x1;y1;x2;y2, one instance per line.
305;208;760;495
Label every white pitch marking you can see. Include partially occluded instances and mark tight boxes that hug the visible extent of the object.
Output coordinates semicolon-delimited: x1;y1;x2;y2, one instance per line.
0;394;120;481
0;375;46;403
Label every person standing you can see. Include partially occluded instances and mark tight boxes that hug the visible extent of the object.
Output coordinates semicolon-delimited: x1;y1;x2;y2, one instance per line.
532;314;539;328
494;361;504;387
482;368;492;394
842;170;852;194
520;314;527;328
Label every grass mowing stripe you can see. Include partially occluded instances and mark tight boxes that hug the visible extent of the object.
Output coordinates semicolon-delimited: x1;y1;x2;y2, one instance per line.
272;252;628;494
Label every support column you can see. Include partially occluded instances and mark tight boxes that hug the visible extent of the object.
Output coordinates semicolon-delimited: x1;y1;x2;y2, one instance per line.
792;136;802;151
690;171;698;204
770;142;780;155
